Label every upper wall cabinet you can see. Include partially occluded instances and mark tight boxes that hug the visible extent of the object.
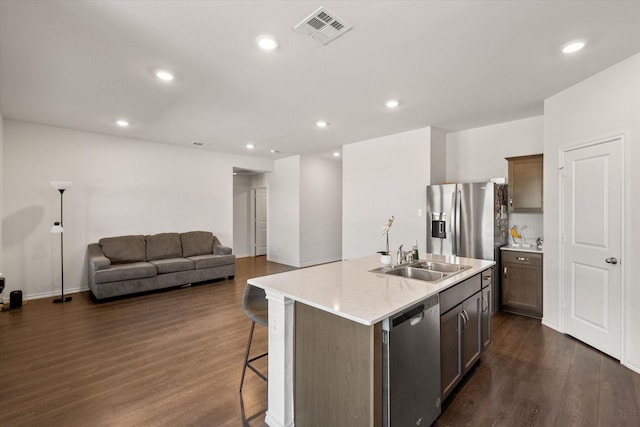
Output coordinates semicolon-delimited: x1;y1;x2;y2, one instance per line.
505;154;543;213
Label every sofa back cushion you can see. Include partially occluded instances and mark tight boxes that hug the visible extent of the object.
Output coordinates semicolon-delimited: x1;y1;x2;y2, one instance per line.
181;231;214;257
146;233;183;261
99;235;147;264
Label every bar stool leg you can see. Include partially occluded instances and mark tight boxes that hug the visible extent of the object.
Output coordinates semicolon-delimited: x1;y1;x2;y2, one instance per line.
239;321;256;392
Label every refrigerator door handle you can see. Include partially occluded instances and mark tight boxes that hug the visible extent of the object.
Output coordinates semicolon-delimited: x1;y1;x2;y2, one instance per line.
454;189;462;256
450;190;457;255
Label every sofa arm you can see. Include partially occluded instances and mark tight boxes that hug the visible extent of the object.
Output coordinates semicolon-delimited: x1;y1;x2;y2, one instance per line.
88;243;111;271
212;245;232;255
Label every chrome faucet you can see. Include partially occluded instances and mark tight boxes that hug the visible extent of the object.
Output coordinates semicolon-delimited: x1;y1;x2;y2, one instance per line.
397;244;414;266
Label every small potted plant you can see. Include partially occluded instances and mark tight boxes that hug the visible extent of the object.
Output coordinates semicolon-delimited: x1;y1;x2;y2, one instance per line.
378;215;394;265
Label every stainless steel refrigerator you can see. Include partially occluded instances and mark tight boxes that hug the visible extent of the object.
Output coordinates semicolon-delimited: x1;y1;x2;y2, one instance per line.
426;182;508;310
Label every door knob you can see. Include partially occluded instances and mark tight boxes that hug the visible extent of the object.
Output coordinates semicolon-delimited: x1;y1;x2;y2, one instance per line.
605;257;618;265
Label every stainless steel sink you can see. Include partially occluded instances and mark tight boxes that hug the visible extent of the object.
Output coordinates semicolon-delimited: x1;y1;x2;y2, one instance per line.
370;261;470;282
384;266;447;281
415;261;471;273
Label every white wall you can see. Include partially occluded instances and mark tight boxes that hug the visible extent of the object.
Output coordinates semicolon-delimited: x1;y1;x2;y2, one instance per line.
267;156;300;266
251;173;267;188
267;156;342;267
0;114;3;278
544;53;640;372
343;127;432;260
2;120;273;298
300;157;342;266
446;116;545;239
429;127;447;185
446;116;544;183
233;174;252;258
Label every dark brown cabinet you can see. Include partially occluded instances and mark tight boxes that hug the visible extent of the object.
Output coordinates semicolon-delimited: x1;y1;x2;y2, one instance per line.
481;269;492;350
440;304;463;399
506;154;543;213
461;292;482;372
501;250;543;318
439;273;486;401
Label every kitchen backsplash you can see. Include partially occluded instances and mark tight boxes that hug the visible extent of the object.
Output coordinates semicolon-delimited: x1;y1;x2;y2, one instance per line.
509;213;543;244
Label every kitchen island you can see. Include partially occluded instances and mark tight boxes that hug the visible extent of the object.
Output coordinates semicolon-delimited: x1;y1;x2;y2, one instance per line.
248;254;494;427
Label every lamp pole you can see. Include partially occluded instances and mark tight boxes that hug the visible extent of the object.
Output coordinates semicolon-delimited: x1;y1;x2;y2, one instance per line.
51;181;72;303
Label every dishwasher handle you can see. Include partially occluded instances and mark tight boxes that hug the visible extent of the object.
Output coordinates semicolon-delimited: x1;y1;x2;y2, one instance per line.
392;304;425;328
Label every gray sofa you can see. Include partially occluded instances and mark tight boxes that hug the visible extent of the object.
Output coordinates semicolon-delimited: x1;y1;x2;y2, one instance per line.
88;231;235;300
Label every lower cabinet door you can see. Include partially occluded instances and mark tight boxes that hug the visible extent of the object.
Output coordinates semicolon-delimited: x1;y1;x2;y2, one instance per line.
502;262;543;318
481;286;491;350
440;306;462;400
461;292;482;373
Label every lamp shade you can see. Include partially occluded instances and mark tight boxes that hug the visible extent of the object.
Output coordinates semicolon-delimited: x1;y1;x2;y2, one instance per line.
50;222;63;233
51;181;72;191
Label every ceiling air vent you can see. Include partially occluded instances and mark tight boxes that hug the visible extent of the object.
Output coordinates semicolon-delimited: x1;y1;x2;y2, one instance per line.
294;6;352;45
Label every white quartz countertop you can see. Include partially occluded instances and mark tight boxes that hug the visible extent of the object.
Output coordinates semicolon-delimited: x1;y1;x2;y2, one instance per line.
248;254;494;326
501;244;544;254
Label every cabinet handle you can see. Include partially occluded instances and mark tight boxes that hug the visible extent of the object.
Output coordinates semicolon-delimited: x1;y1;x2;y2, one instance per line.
516;256;528;261
482;296;489;313
459;311;468;330
503;266;508;278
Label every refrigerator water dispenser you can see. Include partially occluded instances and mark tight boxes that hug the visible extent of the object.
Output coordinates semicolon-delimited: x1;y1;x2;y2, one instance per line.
431;213;447;238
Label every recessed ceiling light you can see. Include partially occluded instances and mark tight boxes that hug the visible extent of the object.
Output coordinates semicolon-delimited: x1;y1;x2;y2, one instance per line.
333;152;341;157
116;119;129;127
316;121;328;128
155;69;174;81
192;141;205;146
562;41;585;54
270;149;280;154
256;34;279;51
385;99;400;109
246;143;255;149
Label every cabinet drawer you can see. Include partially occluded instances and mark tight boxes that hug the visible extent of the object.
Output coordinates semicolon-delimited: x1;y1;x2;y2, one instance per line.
481;268;493;289
502;250;542;266
440;274;481;314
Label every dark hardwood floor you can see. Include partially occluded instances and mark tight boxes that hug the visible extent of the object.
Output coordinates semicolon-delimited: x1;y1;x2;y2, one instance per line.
1;257;638;426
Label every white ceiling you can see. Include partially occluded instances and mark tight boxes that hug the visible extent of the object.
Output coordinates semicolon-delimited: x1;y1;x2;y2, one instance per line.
1;1;639;160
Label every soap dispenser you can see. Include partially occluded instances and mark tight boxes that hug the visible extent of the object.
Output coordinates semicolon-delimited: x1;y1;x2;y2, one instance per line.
412;240;419;261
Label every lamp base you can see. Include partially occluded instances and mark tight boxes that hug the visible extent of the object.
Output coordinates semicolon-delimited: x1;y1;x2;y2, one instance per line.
53;296;72;303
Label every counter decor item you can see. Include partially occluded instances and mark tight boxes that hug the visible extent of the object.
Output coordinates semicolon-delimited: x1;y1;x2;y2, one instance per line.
509;225;521;244
510;225;532;248
378;215;395;264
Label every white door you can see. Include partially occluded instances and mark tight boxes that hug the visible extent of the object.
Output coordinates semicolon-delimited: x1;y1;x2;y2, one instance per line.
562;137;623;359
255;187;267;256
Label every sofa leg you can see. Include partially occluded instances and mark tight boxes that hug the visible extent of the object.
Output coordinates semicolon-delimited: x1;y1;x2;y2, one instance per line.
228;275;235;280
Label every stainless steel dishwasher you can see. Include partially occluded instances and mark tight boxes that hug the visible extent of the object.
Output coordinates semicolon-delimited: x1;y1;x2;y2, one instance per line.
382;294;441;426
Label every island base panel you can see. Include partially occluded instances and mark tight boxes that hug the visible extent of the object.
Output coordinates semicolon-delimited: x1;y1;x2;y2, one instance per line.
294;302;382;427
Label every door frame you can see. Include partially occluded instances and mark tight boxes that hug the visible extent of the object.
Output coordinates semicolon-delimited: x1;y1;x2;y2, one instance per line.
559;133;627;362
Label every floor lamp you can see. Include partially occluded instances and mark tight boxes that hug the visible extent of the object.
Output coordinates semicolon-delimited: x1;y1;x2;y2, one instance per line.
51;180;72;303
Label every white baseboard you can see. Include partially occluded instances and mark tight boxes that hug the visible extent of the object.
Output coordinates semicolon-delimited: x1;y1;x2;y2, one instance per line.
19;286;89;301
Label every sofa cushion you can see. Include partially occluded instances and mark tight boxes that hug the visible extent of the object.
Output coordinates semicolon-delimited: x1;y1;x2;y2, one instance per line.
99;235;147;263
94;262;157;284
146;233;182;261
187;254;235;270
181;231;214;257
149;258;195;274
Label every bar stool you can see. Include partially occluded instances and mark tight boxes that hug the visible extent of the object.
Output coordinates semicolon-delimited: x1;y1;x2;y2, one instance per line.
239;283;268;392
